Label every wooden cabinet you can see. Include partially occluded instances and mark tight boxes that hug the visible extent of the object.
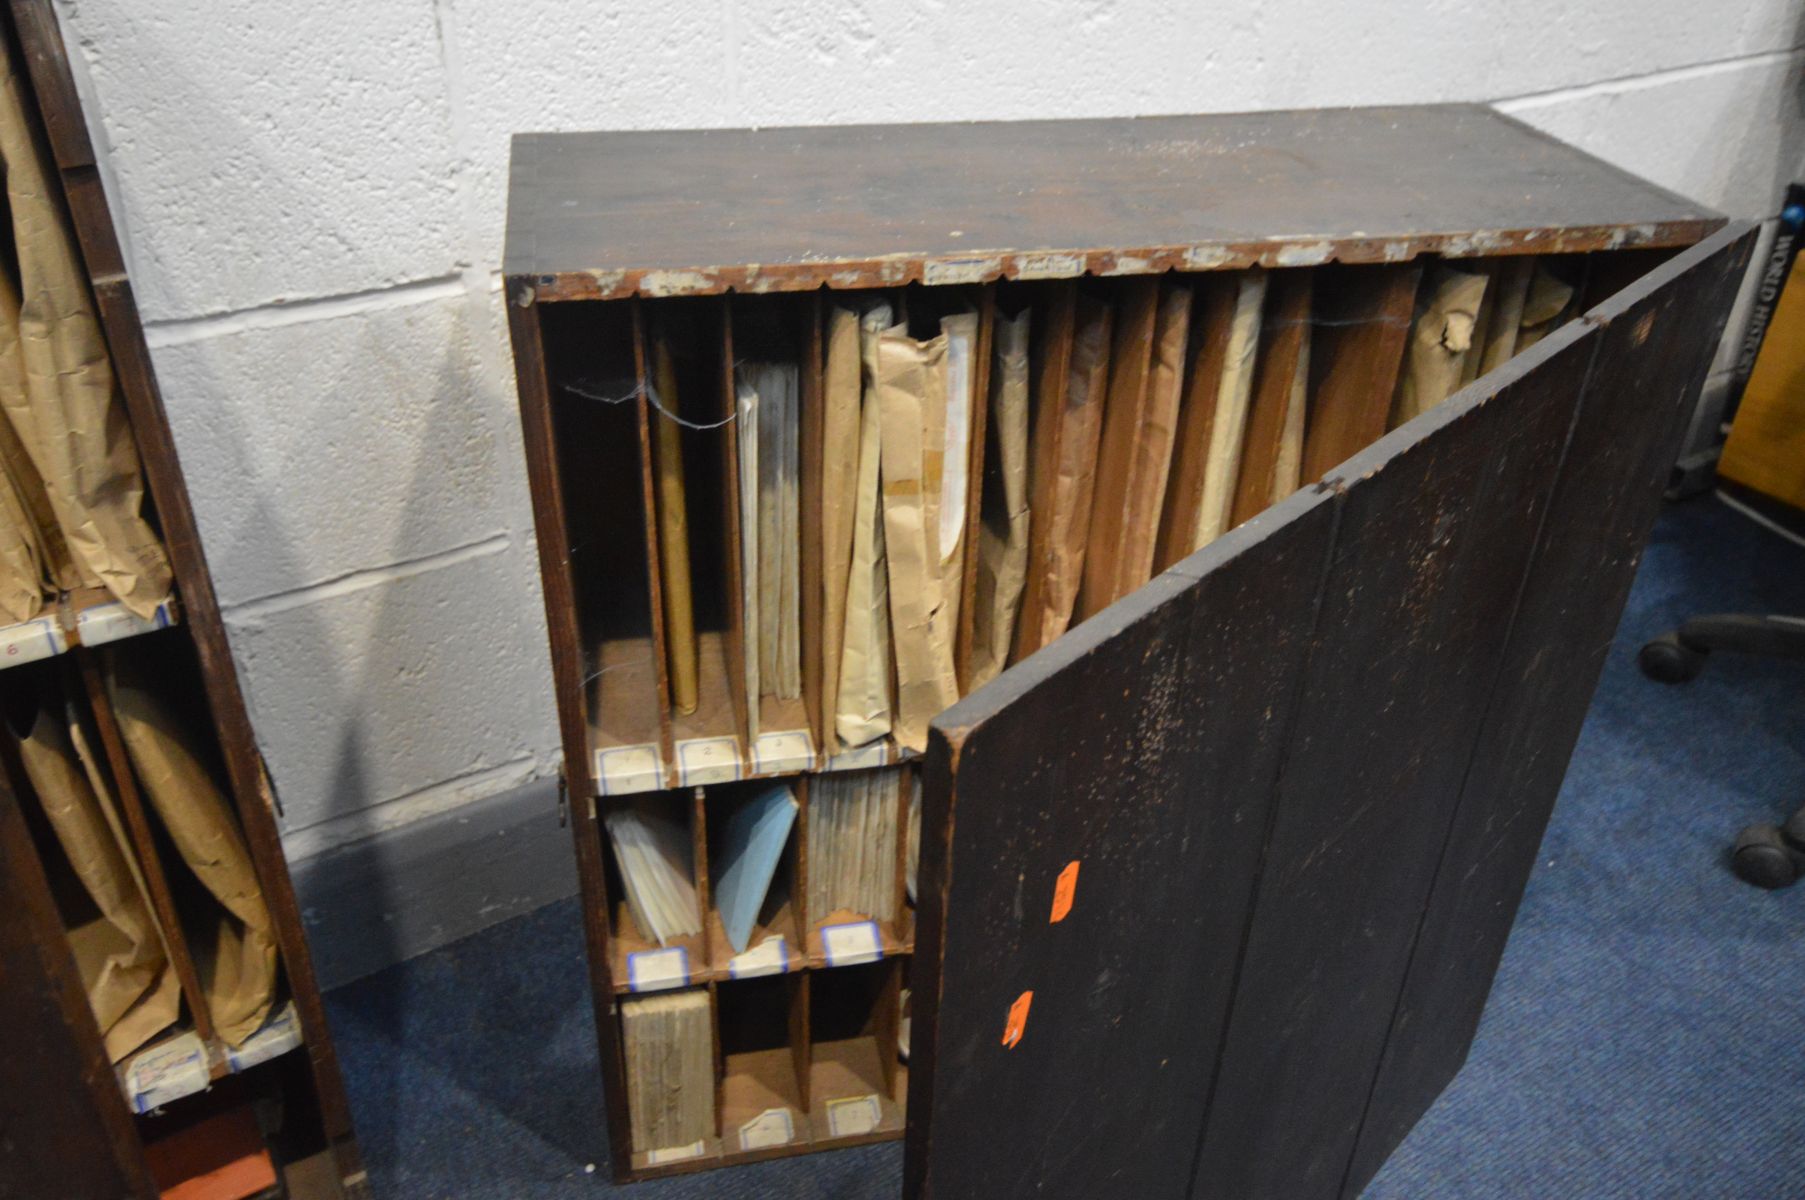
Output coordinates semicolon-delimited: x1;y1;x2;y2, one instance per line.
0;3;364;1196
504;107;1750;1194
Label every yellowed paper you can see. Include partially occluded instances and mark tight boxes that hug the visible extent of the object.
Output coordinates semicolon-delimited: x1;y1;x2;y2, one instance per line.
1458;263;1500;388
938;311;979;647
1479;257;1535;374
1270;304;1310;507
835;304;894;749
1193;272;1267;549
622;990;714;1155
16;698;177;1061
1036;299;1112;647
108;657;276;1046
970;309;1031;690
819;306;861;744
0;43;170;618
1516;262;1576;351
1392;265;1489;427
877;323;959;752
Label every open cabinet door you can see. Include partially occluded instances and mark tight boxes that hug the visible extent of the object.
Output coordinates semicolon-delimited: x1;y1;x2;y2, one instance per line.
904;223;1754;1200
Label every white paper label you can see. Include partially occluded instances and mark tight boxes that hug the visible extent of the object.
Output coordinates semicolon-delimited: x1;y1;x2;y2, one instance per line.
596;744;664;796
1;616;64;667
752;730;814;776
227;1000;302;1072
738;1107;796;1151
676;737;741;786
824;741;890;772
826;1094;883;1138
121;1032;210;1113
626;947;690;992
820;921;883;967
728;936;788;980
76;597;173;647
645;1139;706;1165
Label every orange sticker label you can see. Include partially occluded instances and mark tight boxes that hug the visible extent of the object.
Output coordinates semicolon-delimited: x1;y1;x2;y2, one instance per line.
1050;860;1080;923
1002;991;1033;1049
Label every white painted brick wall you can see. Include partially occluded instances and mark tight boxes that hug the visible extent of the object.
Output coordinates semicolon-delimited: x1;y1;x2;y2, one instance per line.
48;0;1805;861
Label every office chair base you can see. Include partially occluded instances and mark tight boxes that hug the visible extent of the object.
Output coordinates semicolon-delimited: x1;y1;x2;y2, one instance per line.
1638;633;1705;683
1731;825;1803;889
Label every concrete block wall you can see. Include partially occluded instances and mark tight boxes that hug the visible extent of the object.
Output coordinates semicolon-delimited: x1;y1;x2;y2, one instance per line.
48;0;1805;978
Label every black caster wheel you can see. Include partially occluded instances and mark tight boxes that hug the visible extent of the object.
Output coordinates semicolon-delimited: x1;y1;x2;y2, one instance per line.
1639;632;1705;683
1731;824;1802;890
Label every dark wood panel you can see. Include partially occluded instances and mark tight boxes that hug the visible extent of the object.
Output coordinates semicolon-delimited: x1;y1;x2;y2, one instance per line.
1191;320;1602;1200
1342;222;1757;1198
907;486;1336;1200
507;107;1720;300
0;764;156;1200
505;296;637;1174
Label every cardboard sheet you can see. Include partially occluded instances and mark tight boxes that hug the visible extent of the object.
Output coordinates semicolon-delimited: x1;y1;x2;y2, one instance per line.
819;306;862;747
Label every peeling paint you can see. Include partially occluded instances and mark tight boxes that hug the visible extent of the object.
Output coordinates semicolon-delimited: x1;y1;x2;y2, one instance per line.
1273;240;1334;267
1100;253;1154;276
1015;252;1086;280
923;255;1002;286
1441;230;1509;257
1184;244;1236;270
1381;241;1414;262
639;268;720;297
585;268;628;294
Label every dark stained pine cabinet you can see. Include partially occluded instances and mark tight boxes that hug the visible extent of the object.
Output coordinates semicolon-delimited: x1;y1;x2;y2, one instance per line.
506;108;1749;1196
0;2;365;1196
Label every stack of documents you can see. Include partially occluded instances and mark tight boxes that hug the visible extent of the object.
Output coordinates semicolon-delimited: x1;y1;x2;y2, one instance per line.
808;768;903;922
622;989;714;1154
605;799;702;945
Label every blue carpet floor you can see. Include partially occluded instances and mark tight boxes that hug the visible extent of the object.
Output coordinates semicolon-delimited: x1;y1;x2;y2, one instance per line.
326;496;1805;1199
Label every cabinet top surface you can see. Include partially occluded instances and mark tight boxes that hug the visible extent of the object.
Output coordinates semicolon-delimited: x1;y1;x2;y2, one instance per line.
504;104;1721;301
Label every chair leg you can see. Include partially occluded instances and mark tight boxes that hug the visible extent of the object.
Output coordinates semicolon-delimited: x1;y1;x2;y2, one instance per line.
1732;802;1805;890
1640;614;1805;683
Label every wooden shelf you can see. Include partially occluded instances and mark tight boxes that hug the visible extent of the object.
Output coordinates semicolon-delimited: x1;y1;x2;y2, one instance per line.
1;592;177;673
115;1001;304;1116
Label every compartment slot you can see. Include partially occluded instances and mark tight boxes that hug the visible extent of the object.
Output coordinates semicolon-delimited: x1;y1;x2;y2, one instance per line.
1009;280;1079;664
729;294;818;757
803;765;907;967
601;790;710;993
808;959;905;1142
540;300;669;788
1231;268;1314;529
1155;272;1244;571
1302;263;1422;481
704;778;804;977
717;974;808;1155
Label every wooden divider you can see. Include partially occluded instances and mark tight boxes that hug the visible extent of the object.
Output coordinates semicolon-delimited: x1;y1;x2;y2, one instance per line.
719;299;754;756
1155;273;1241;572
798;294;828;757
1078;277;1163;622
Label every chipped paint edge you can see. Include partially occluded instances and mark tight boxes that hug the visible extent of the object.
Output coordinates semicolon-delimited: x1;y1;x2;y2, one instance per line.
515;218;1723;302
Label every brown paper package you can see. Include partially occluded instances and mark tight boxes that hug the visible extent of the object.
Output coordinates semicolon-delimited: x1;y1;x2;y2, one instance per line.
15;696;178;1061
876;322;961;752
1515;261;1576;351
1033;296;1113;648
834;305;895;750
969;309;1032;690
108;656;277;1046
818;306;862;745
1391;264;1490;427
0;39;171;618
